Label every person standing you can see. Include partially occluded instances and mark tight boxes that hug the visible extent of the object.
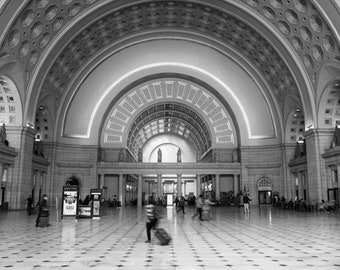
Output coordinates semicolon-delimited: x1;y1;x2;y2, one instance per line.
192;194;204;220
243;193;251;213
26;195;33;215
145;196;158;243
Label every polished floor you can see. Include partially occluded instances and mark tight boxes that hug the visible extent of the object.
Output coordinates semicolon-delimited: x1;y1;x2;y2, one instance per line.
0;204;340;270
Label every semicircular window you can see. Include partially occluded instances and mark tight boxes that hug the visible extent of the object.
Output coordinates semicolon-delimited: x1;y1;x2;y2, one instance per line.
127;102;212;159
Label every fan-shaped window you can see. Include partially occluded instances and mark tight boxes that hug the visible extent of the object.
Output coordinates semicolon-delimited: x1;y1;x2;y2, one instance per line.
127;103;212;159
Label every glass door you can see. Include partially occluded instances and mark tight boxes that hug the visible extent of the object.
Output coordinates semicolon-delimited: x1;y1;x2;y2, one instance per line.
258;190;272;205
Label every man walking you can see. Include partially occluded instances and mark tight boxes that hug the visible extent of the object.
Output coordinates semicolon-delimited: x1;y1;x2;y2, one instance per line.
192;194;204;220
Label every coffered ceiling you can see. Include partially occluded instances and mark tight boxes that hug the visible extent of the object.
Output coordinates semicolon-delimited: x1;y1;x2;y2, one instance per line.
0;0;339;147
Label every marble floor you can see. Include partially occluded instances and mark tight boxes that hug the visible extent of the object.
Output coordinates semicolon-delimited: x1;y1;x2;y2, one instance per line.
0;205;340;270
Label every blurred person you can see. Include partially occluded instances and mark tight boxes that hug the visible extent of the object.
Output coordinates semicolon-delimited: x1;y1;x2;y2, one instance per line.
192;194;204;220
26;195;33;215
35;194;50;227
145;196;158;243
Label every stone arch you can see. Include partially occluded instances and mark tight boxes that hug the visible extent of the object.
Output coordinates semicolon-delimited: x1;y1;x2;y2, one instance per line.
257;177;273;205
257;177;272;190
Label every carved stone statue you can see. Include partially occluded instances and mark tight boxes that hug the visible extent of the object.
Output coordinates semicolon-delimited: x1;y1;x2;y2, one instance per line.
33;141;44;157
0;123;6;144
177;148;181;162
157;148;162;162
294;142;302;158
334;125;340;147
138;148;143;162
119;149;125;162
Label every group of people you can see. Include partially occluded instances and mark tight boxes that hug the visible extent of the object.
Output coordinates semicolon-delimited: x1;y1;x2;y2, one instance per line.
174;196;185;214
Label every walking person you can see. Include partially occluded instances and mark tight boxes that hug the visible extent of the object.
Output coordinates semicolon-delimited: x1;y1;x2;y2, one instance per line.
192;194;204;220
202;195;215;220
243;193;251;213
145;196;158;243
26;195;33;215
35;194;50;227
177;196;185;214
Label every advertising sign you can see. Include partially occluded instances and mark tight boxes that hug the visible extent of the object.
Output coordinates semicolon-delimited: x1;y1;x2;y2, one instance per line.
61;186;78;218
90;189;102;218
78;205;92;218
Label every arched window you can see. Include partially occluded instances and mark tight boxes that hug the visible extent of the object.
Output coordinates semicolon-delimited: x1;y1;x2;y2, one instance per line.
258;178;272;190
65;176;80;186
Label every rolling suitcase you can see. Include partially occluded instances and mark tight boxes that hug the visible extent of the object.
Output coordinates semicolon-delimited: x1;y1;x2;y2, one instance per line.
154;228;171;245
38;216;50;227
201;210;209;221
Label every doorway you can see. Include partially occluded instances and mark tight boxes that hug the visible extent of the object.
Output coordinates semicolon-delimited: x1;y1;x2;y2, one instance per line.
258;190;272;205
328;188;339;205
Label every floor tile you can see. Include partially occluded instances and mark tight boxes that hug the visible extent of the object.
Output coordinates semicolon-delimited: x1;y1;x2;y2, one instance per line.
0;205;339;269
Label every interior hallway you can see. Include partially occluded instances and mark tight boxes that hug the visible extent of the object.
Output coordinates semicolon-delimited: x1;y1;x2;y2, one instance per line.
0;206;339;270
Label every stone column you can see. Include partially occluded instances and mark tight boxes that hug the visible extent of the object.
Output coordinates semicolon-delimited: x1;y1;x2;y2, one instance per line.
5;165;13;204
157;174;162;199
215;174;220;200
137;174;143;207
34;171;41;204
196;174;201;196
305;129;331;202
177;174;181;198
233;174;238;195
118;174;125;206
7;127;35;209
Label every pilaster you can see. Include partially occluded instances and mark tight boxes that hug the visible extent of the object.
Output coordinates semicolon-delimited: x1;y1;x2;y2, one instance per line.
7;126;35;209
304;128;332;202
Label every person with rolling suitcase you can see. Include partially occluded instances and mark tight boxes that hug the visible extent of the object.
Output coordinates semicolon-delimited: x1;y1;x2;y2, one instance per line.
145;196;158;243
154;227;171;245
35;194;50;227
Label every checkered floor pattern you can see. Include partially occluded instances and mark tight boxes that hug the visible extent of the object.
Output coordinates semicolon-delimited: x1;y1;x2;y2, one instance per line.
0;205;339;270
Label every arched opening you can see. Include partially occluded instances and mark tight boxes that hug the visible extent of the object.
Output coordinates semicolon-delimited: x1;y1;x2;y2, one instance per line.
258;177;273;205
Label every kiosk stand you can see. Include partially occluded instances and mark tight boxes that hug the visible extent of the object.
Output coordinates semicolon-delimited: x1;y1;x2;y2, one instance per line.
90;189;102;219
61;185;79;219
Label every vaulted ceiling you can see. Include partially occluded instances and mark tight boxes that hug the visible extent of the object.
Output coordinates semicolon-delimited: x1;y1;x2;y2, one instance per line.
0;0;339;151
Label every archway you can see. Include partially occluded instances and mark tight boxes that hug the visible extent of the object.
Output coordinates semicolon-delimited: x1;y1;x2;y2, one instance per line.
258;177;273;205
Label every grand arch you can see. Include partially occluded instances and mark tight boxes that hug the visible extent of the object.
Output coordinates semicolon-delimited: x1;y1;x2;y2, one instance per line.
0;1;339;209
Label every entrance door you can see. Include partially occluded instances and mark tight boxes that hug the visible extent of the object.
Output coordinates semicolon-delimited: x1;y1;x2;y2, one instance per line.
258;190;272;205
328;188;339;205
